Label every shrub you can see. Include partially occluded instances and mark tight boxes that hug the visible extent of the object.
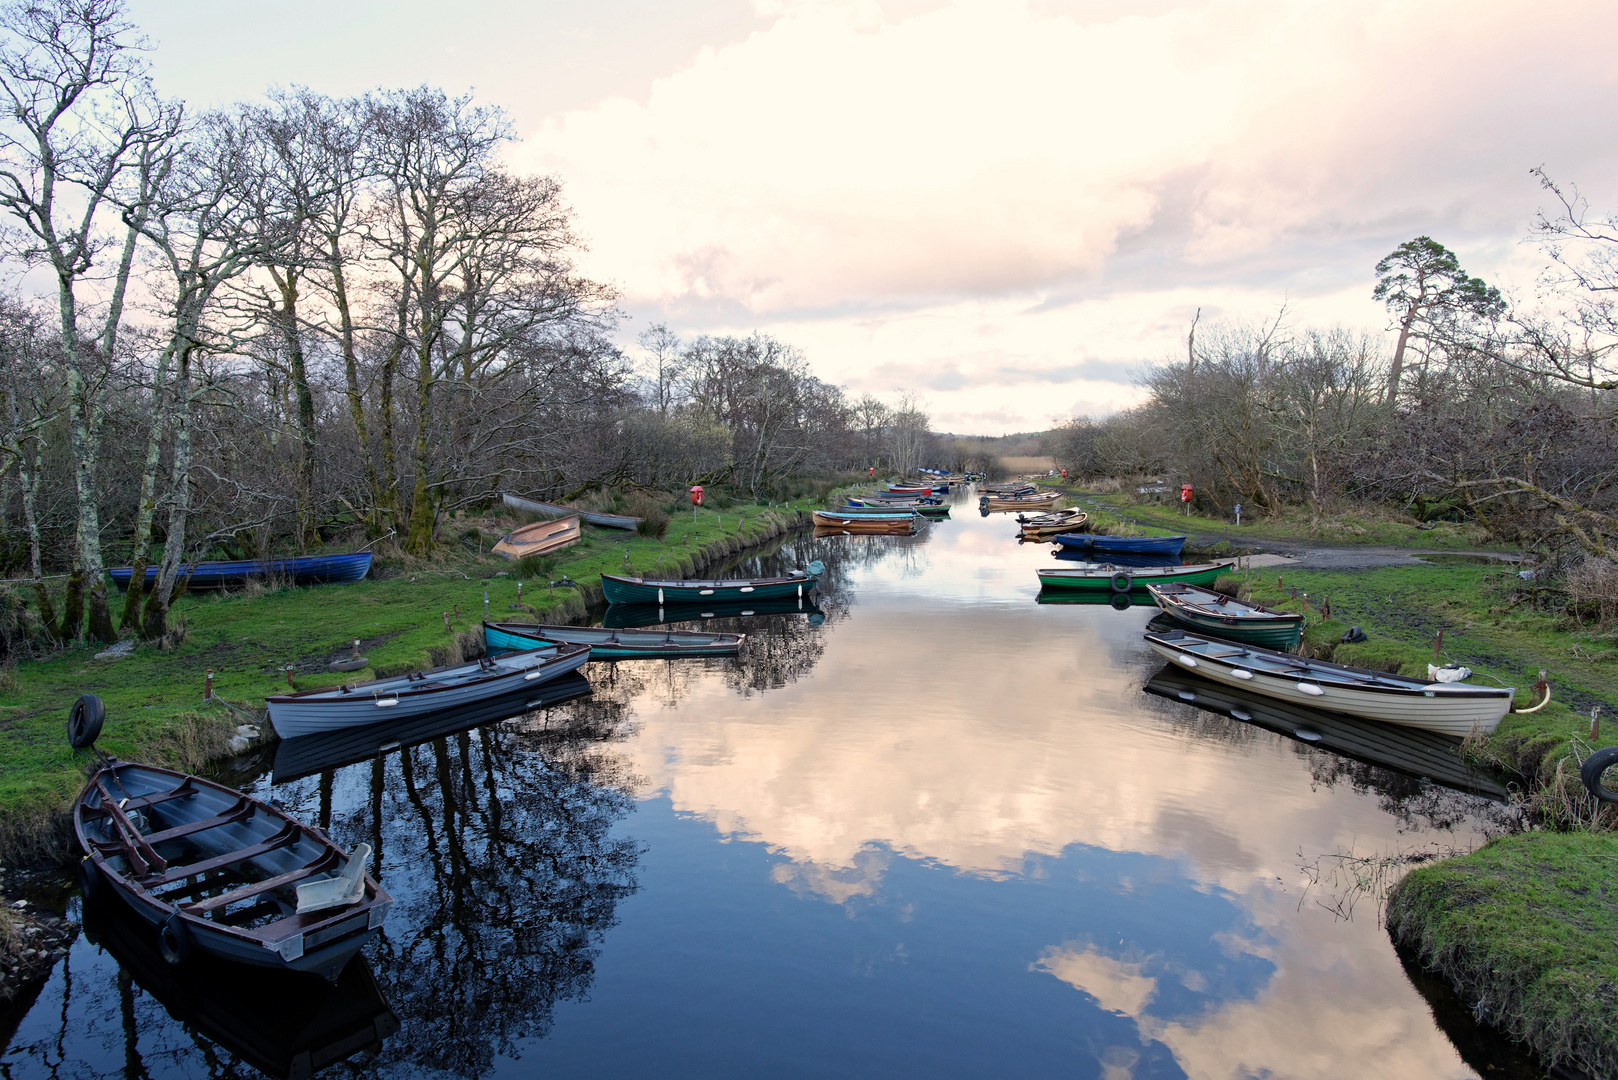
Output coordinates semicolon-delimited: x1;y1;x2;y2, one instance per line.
636;509;670;540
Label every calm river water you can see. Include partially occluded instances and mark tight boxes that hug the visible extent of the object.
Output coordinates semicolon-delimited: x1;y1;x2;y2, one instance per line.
2;490;1541;1079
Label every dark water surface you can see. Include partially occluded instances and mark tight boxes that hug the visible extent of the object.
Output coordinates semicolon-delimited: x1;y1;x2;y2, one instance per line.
3;494;1537;1079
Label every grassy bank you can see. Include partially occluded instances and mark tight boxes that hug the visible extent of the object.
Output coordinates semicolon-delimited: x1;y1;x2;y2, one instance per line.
0;501;814;863
1387;832;1618;1077
1054;482;1501;551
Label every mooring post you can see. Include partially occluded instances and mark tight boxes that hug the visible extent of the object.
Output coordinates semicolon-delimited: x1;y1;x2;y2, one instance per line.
516;581;523;603
284;664;296;688
1592;705;1602;740
204;669;214;701
483;589;489;618
443;611;451;631
1433;628;1444;661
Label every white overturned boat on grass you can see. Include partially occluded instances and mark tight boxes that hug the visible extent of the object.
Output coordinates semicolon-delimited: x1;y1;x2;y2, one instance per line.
265;643;591;737
1143;629;1514;736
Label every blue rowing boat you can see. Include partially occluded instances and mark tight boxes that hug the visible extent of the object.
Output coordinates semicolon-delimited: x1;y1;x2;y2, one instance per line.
1052;533;1186;556
109;552;373;592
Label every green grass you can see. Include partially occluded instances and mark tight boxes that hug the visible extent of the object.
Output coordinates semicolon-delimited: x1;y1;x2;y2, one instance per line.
0;502;812;857
1048;482;1501;550
1387;831;1618;1077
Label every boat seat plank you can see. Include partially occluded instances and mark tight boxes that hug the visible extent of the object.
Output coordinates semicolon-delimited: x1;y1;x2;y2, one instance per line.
94;779;199;814
184;849;339;914
140;822;302;886
141;799;254;845
1200;647;1249;658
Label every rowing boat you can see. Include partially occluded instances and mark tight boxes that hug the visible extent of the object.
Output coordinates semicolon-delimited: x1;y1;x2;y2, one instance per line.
599;561;825;605
1054;533;1187;556
1036;560;1235;593
265;643;591;736
1146;582;1304;649
502;492;640;530
811;510;918;533
1018;510;1088;539
484;620;745;659
492;515;582;559
981;492;1061;511
603;596;825;628
74;745;390;981
1143;629;1515;736
108;552;373;592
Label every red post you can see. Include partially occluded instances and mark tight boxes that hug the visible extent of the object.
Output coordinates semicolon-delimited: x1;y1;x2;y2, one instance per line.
204;670;214;701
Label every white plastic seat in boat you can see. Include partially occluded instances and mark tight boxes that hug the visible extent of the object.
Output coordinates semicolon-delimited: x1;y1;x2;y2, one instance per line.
296;842;370;914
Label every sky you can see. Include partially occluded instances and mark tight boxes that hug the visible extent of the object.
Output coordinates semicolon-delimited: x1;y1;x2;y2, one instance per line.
128;0;1618;433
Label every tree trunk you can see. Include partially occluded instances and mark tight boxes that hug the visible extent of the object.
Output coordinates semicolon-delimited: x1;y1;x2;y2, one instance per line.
330;243;382;535
119;347;172;630
143;343;195;640
405;336;437;555
273;269;319;548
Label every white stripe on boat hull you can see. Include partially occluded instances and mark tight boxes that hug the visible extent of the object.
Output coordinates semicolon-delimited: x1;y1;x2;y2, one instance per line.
1145;641;1510;737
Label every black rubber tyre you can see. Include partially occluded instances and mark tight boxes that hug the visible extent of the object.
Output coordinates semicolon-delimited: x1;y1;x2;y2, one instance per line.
67;694;105;750
158;912;192;966
76;857;101;901
1109;593;1133;611
1109;572;1132;594
1580;745;1618;804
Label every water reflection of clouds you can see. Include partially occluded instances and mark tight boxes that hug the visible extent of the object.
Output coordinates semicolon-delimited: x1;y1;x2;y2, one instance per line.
615;512;1495;1077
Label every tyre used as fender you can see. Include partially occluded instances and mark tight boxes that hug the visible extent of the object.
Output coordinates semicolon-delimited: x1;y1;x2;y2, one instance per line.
158;912;192;966
1109;571;1132;594
1580;745;1618;804
67;694;105;750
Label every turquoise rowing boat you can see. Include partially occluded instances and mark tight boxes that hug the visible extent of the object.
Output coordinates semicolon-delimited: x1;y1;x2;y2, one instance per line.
484;620;744;659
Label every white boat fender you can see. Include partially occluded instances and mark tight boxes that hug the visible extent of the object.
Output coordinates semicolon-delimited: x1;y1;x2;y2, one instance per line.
1230;668;1254;680
658;588;664;604
1294;727;1323;742
1297;682;1324;696
1176;654;1198;668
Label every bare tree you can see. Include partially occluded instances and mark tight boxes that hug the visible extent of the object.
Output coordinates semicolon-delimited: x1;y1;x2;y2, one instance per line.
0;0;174;641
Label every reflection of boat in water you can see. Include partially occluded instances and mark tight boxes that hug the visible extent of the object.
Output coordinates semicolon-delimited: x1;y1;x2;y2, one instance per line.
1050;547;1185;568
81;891;399;1080
272;672;594;783
603;596;825;629
1144;667;1511;799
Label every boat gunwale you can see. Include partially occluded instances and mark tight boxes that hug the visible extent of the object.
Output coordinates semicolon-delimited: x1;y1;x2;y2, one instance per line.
483;620;745;650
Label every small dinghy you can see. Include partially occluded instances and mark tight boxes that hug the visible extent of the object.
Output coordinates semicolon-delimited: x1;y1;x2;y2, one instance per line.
69;696;390;981
484;620;745;659
811;510;919;534
846;497;950;517
600;561;825;605
1146;581;1305;649
981;491;1061;511
492;515;581;559
1037;560;1235;593
1143;629;1515;736
265;643;591;737
1018;509;1087;539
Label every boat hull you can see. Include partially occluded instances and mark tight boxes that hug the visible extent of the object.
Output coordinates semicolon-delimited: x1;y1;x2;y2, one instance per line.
483;620;744;659
503;492;639;530
603;597;824;628
265;644;591;737
108;552;373;592
1037;561;1234;592
1054;533;1187;556
811;511;917;533
599;564;822;605
1144;632;1513;736
1147;584;1304;649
